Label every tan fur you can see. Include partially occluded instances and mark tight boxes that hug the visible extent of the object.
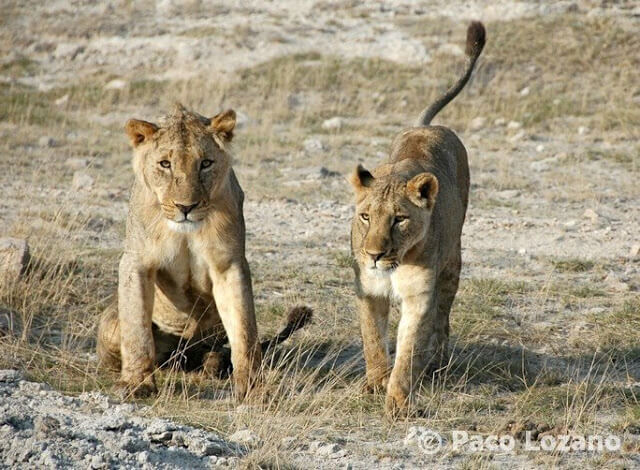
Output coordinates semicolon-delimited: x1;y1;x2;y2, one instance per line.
349;22;485;416
97;104;261;399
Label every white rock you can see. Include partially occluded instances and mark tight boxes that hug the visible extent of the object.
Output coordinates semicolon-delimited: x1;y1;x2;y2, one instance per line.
105;79;127;90
507;121;522;130
520;86;530;96
530;160;550;172
509;130;526;143
535;144;545;152
72;171;94;191
322;117;344;131
604;271;630;292
494;118;506;126
54;43;84;60
0;238;30;285
468;116;486;131
578;126;589;135
65;158;90;170
55;94;69;106
583;208;599;223
229;429;261;446
496;189;520;199
303;138;327;154
630;244;640;258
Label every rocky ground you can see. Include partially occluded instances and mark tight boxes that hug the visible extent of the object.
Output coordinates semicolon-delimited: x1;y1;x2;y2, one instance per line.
1;0;639;469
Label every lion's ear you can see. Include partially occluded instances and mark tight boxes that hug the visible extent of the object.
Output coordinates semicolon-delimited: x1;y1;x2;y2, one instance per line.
406;172;439;209
350;164;374;191
210;109;236;142
125;119;158;147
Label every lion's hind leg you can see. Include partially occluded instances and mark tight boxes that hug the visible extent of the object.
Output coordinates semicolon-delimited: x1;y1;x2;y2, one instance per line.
97;303;121;371
434;244;462;368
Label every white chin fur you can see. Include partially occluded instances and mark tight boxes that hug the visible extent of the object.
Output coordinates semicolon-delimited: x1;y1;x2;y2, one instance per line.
167;220;202;233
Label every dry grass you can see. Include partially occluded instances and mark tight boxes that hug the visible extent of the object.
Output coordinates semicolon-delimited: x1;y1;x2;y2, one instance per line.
1;12;639;468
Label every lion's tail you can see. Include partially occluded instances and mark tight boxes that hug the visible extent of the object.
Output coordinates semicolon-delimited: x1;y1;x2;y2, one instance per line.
260;305;313;353
416;21;486;127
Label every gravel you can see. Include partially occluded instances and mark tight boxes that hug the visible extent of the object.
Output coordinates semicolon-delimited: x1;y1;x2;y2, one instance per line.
0;370;243;469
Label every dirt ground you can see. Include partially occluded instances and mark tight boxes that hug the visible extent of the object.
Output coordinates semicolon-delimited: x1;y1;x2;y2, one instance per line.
1;0;639;468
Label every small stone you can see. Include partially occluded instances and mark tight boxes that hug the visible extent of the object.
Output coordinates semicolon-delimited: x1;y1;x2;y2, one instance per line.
578;126;589;135
38;136;56;147
496;189;520;199
137;451;150;464
630;244;640;258
535;144;545;152
72;171;94;191
65;157;89;170
507;120;522;130
530;160;550;172
54;43;84;60
563;220;578;231
303;138;327;154
322;117;344;131
55;94;69;106
229;429;261;446
90;455;107;469
105;79;127;90
520;86;530;96
509;130;526;142
583;208;599;223
518;248;527;255
604;272;630;292
468;116;486;131
494;117;506;126
0;238;30;285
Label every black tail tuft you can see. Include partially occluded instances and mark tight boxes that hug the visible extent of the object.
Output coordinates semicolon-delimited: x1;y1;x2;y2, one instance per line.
465;21;486;59
285;305;313;332
416;21;486;127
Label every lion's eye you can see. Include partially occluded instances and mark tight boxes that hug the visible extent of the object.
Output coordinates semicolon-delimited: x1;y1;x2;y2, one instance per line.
159;160;171;169
200;159;213;169
394;216;408;225
359;213;369;223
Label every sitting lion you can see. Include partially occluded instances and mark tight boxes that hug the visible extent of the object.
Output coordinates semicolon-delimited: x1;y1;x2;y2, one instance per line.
349;22;486;415
97;104;311;398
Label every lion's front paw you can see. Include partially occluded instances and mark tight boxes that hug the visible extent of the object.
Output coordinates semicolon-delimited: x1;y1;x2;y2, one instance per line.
114;376;157;399
385;382;410;419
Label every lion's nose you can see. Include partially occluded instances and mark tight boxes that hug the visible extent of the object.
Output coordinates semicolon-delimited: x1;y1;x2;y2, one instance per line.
365;249;387;262
175;202;199;215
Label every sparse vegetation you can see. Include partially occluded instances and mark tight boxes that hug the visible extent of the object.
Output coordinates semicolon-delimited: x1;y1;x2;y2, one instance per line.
0;3;638;469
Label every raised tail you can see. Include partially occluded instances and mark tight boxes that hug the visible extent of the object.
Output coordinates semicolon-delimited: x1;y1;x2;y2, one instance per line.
416;21;486;127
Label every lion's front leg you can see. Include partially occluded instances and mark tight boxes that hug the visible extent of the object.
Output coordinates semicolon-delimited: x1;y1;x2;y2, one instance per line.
386;268;440;417
211;258;261;400
358;294;391;394
116;254;157;398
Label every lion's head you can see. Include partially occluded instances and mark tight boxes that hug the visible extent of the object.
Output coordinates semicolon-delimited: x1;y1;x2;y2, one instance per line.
350;164;439;273
125;104;236;233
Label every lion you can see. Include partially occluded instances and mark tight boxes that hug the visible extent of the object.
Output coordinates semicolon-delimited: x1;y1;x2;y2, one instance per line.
97;104;311;399
349;22;486;416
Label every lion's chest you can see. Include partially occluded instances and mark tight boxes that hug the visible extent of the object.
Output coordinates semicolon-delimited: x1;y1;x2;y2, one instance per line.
360;270;393;298
153;239;218;336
